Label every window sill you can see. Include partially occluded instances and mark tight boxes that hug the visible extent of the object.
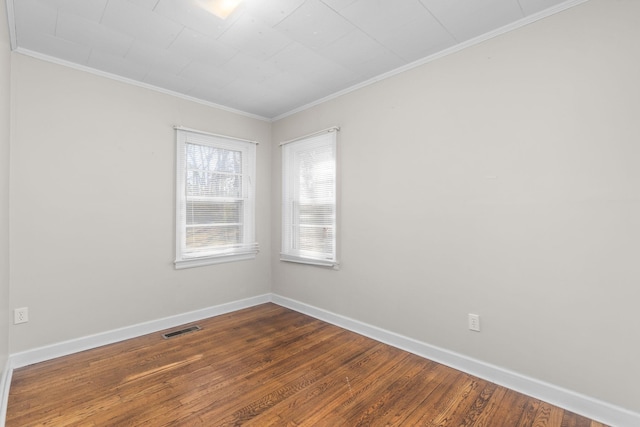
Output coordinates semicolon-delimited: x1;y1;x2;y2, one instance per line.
280;254;340;269
175;252;256;269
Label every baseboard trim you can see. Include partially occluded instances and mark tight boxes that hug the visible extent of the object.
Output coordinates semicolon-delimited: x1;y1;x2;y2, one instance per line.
10;294;271;369
0;358;12;427
3;293;638;427
271;294;640;427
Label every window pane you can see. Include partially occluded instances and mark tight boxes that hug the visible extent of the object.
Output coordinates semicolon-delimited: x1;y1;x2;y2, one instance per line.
176;129;257;268
186;171;242;198
281;131;337;266
186;143;242;173
298;148;334;200
298;226;334;254
186;201;242;225
186;225;243;249
298;203;334;226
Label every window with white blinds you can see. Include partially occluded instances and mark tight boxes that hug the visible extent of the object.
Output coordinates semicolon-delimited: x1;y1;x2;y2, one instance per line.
281;130;338;267
175;129;258;269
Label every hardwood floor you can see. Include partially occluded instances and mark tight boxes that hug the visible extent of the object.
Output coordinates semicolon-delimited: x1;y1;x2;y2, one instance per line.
7;303;607;426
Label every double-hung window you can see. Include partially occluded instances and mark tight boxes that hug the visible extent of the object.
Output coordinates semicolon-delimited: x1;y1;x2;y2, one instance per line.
175;128;258;269
281;129;338;267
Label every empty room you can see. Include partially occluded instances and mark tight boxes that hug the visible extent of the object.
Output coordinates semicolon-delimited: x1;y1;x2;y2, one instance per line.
1;0;639;425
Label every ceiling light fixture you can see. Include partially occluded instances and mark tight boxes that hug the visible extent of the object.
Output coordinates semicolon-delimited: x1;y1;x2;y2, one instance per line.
198;0;244;20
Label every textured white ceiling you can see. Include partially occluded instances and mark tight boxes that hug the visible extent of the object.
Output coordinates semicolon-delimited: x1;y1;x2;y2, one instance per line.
9;0;582;119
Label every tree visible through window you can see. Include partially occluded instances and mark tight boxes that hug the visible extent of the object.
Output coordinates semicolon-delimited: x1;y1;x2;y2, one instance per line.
176;129;257;269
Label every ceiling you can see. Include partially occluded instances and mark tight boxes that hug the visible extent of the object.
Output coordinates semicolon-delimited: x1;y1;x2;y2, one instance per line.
8;0;581;120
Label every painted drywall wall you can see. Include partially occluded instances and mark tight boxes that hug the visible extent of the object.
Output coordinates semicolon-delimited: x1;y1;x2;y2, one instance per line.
272;0;640;413
1;0;11;376
9;54;272;353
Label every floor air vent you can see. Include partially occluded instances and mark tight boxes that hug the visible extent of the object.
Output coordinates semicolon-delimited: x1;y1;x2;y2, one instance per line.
162;325;201;339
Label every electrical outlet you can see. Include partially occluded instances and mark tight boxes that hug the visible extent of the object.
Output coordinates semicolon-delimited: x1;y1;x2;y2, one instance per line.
468;313;480;332
14;307;29;324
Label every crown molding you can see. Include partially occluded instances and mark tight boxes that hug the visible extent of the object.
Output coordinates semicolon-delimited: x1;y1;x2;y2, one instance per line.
6;0;590;122
272;0;591;122
12;47;271;122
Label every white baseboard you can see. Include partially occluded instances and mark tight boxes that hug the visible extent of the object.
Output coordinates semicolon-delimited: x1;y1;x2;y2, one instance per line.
271;294;640;427
0;357;12;427
3;293;638;427
10;294;271;369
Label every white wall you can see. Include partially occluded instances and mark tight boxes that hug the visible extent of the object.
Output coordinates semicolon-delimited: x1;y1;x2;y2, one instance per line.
4;0;639;419
0;0;11;375
9;54;272;353
272;0;640;413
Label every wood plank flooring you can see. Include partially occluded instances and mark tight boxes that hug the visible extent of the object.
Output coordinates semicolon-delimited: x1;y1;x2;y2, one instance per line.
7;303;608;426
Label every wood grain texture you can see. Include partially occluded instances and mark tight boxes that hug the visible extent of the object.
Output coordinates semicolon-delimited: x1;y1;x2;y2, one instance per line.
6;303;608;426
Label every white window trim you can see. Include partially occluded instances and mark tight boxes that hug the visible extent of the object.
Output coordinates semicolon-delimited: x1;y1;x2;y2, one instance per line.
175;252;257;270
175;128;258;269
280;253;338;268
280;128;339;269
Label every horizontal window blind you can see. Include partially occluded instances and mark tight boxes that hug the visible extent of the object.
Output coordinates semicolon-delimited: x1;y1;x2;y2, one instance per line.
176;129;258;268
281;130;337;267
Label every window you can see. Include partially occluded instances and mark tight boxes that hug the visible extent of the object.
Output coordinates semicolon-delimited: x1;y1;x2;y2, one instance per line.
281;129;338;267
175;128;258;269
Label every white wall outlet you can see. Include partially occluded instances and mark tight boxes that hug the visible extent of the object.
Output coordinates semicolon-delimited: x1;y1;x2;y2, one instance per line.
14;307;29;324
468;313;480;332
